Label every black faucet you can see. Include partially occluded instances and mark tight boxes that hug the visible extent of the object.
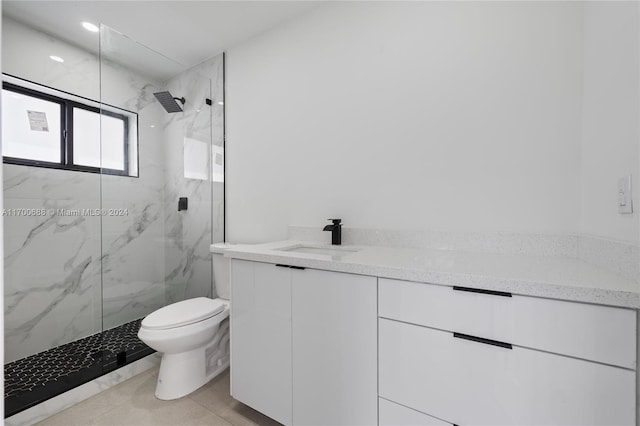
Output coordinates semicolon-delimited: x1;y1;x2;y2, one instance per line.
323;219;342;245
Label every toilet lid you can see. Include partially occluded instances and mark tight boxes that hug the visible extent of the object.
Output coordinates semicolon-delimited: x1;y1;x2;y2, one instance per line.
141;297;225;330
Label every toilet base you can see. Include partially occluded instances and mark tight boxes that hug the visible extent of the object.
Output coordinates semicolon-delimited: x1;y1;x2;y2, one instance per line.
155;351;228;400
155;349;206;400
153;324;230;400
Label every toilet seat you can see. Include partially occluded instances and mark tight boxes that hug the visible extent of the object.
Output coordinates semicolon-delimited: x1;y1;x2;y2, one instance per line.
141;297;225;330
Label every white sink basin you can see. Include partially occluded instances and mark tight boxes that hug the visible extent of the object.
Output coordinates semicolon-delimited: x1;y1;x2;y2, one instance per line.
279;245;360;257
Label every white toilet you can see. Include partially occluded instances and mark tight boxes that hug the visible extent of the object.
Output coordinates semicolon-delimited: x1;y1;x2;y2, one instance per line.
138;243;232;400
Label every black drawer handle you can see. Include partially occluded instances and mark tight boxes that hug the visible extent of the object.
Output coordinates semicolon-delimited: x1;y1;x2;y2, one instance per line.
275;264;306;270
453;332;512;349
453;286;512;298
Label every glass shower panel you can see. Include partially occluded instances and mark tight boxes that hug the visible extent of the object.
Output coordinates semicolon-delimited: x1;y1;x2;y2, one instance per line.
162;69;215;305
98;26;214;354
2;17;102;364
2;14;103;416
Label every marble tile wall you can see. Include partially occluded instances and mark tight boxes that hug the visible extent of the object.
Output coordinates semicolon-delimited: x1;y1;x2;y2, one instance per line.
3;165;102;363
3;18;225;362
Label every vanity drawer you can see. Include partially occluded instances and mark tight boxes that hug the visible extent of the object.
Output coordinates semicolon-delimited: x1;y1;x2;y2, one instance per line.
379;318;635;426
378;278;636;368
379;398;452;426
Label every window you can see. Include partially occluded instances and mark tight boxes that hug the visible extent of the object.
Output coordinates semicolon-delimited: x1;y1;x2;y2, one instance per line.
71;107;127;172
1;77;137;176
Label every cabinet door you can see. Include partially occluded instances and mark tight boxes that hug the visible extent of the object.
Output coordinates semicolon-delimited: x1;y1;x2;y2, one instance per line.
379;318;635;426
292;269;377;426
231;260;292;426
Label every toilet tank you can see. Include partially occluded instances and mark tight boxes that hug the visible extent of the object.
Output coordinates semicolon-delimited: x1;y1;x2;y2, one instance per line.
210;243;233;300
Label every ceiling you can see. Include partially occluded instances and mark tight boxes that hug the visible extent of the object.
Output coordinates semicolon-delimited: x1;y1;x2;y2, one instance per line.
2;1;322;75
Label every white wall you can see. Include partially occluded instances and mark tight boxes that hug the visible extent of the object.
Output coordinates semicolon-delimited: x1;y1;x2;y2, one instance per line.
580;2;640;244
226;2;584;243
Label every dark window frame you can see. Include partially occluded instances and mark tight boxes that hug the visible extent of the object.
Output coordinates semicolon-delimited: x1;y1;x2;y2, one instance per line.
2;80;136;177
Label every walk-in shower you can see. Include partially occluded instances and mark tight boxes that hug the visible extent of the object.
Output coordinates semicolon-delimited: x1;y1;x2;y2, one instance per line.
2;17;225;419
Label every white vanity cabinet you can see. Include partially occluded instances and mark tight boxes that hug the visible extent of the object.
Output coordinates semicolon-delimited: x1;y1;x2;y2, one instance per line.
230;260;293;425
291;268;377;426
378;278;637;426
230;254;637;426
230;259;377;426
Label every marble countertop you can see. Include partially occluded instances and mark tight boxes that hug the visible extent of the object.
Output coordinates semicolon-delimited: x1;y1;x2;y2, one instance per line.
215;240;640;310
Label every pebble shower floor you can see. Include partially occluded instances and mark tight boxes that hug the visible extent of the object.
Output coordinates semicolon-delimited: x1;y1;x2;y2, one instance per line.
4;318;154;417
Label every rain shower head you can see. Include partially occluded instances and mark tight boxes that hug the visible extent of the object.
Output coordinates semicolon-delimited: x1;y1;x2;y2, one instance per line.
153;91;185;113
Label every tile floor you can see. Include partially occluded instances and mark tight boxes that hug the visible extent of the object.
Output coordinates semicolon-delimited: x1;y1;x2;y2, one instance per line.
36;368;282;426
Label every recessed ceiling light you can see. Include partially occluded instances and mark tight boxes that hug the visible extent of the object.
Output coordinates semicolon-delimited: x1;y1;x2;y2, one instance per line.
150;125;156;128
217;101;224;106
49;55;65;63
82;22;99;33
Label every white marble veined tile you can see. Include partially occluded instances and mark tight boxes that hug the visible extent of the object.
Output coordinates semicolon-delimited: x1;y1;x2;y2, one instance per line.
100;174;164;207
102;279;165;329
3;164;101;201
100;182;163;209
101;203;163;251
4;199;101;362
99;199;164;239
163;231;212;304
100;58;163;112
186;255;215;299
99;170;166;327
4;198;101;270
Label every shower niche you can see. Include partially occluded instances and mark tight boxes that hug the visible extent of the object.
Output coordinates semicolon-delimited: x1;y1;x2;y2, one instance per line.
2;17;225;418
